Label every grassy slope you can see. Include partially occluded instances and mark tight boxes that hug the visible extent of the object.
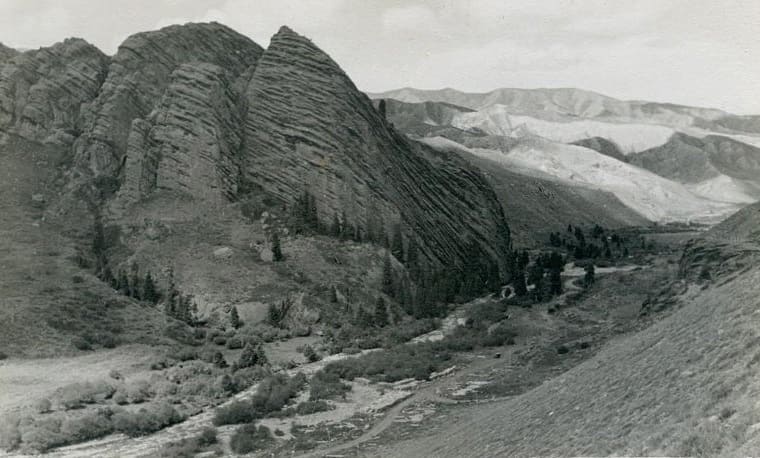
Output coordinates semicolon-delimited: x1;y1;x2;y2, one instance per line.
378;244;760;456
0;135;167;357
462;152;649;246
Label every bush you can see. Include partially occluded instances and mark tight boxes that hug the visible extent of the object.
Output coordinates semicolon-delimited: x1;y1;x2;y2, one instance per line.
197;426;217;446
108;369;123;380
125;379;152;403
295;400;333;415
159;427;217;458
301;344;320;363
171;348;198;362
0;351;7;360
309;370;351;401
212;336;227;346
54;381;115;410
213;373;306;426
71;336;92;351
112;403;183;437
35;399;52;414
229;424;273;454
226;336;243;349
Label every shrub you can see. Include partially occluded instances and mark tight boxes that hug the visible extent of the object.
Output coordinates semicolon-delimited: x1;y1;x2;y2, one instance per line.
0;351;7;360
295;400;333;415
309;370;351;401
229;424;273;454
213;373;306;426
197;426;218;446
112;390;128;405
54;381;115;410
112;403;183;437
34;398;52;414
212;336;227;346
125;379;152;403
108;369;123;380
171;347;199;362
301;344;320;363
71;336;92;351
226;336;243;349
236;342;268;370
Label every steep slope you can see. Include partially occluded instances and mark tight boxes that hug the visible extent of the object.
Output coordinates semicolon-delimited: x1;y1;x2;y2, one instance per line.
378;210;760;457
423;136;739;222
571;136;627;162
242;27;511;269
417;136;648;245
0;38;108;142
375;98;474;136
116;62;245;204
629;133;760;203
74;22;263;177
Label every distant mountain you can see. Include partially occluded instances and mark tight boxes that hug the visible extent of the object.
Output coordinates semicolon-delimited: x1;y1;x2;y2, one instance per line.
370;87;760;135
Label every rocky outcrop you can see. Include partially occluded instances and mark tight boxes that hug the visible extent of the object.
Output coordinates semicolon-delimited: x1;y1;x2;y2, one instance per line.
243;27;511;269
0;38;107;142
74;22;262;176
0;43;18;64
117;63;244;203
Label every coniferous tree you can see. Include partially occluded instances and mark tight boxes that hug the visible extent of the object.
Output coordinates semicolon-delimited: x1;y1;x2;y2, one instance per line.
129;264;141;299
381;253;395;297
584;263;596;287
339;211;349;240
329;286;339;303
514;268;527;297
271;232;283;262
143;272;158;303
378;99;387;119
101;265;115;289
549;266;563;296
230;305;241;329
405;237;420;279
237;342;266;369
117;269;130;296
374;297;389;327
390;225;404;260
330;213;341;237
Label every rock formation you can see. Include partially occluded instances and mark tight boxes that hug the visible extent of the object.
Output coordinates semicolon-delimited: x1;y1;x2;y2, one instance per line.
242;26;511;268
74;22;262;176
0;38;107;142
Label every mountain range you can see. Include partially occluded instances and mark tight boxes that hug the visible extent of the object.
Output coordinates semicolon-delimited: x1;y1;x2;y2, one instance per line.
371;88;760;226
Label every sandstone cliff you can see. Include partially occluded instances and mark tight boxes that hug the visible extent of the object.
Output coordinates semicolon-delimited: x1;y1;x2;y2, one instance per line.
0;38;107;142
242;26;511;268
74;22;262;176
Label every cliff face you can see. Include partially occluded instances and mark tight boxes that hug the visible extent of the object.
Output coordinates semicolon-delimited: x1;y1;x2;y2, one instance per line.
242;27;511;267
74;22;262;176
118;62;245;203
0;22;511;274
0;38;108;142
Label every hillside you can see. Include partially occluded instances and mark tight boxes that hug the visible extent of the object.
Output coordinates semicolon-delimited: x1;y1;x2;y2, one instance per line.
376;212;760;457
629;133;760;203
0;23;512;356
416;136;648;245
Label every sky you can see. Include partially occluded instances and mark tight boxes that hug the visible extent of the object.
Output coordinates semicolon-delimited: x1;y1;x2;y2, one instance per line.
1;0;759;114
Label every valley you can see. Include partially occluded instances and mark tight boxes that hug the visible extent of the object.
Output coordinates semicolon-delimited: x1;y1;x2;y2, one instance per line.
1;9;759;458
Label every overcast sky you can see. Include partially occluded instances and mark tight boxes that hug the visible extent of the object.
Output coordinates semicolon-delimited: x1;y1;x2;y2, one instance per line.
2;0;759;113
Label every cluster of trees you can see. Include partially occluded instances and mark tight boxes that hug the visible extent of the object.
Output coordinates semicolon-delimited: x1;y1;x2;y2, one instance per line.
163;268;198;325
511;250;564;302
548;224;630;260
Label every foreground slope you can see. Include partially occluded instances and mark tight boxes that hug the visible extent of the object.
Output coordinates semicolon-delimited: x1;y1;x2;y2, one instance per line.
378;213;760;457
